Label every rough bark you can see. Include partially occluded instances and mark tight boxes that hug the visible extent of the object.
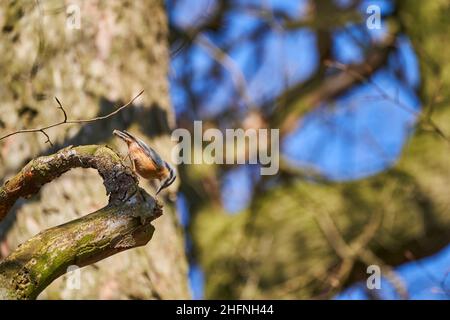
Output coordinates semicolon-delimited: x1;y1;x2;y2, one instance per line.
0;1;189;299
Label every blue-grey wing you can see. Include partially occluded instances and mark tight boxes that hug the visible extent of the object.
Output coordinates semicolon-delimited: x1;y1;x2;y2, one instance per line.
136;138;165;168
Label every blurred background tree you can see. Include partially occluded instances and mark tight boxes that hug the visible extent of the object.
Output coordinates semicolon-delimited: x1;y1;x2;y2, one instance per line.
0;0;449;299
166;0;450;299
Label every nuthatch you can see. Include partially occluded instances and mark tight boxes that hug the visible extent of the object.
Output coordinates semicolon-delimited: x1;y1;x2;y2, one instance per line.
113;130;176;195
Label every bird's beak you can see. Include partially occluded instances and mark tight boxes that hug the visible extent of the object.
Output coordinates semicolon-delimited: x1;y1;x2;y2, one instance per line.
113;129;126;139
113;130;132;143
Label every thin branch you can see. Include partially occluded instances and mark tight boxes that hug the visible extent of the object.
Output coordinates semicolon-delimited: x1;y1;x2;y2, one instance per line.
272;34;396;136
39;129;53;146
325;60;419;116
0;90;144;143
54;96;68;122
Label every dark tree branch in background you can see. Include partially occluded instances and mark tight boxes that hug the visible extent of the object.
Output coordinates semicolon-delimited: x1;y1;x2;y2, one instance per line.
271;34;397;136
0;90;144;145
0;145;162;299
195;35;256;110
327;60;450;146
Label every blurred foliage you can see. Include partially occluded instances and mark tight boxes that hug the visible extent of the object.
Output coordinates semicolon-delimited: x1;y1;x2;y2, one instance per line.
179;0;450;298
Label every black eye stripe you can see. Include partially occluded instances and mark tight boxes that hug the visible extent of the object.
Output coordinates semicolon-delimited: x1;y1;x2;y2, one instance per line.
162;165;176;188
156;163;176;194
166;163;175;178
165;173;176;187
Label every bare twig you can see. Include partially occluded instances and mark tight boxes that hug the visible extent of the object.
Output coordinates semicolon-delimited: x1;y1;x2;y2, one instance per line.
0;90;144;144
39;129;53;147
54;96;68;122
325;60;419;116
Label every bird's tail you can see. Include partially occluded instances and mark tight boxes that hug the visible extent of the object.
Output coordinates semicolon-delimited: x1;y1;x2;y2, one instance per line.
113;129;136;144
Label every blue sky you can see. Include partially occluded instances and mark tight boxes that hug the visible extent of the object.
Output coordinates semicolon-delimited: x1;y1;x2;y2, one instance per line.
167;0;450;300
336;245;450;300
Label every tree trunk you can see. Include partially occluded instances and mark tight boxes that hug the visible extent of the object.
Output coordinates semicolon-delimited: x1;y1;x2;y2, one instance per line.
0;0;189;299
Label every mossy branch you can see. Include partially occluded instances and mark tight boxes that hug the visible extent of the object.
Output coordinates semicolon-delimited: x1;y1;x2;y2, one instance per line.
0;145;162;299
